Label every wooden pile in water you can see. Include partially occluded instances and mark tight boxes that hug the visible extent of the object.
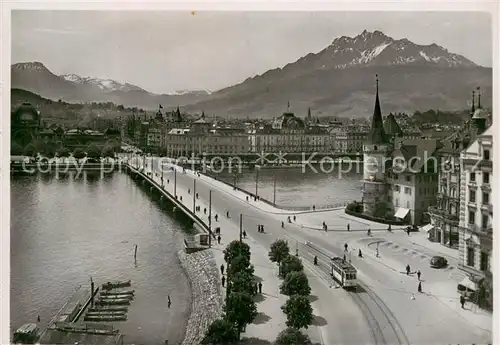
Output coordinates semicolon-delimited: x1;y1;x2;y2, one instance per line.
85;280;135;322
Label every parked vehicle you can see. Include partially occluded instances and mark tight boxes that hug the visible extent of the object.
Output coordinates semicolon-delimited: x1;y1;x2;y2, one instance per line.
430;256;448;268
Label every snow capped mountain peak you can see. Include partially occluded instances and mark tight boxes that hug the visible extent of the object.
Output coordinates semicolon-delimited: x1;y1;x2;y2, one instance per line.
60;74;145;92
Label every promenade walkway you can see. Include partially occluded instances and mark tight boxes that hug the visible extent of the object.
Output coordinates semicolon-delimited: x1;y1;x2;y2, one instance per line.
131;162;375;344
129;160;492;345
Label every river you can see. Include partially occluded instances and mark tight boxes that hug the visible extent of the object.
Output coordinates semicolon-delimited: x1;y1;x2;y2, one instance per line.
10;171;191;345
10;165;362;343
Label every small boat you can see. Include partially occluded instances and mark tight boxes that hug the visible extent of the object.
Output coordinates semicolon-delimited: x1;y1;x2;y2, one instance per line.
100;289;135;296
89;306;129;312
84;315;127;322
102;280;131;290
96;299;131;306
99;294;134;300
13;323;39;344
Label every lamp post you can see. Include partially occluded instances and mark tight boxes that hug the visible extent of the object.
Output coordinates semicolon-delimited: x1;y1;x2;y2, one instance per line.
174;167;177;197
255;167;259;197
239;214;243;242
193;179;196;213
273;172;277;206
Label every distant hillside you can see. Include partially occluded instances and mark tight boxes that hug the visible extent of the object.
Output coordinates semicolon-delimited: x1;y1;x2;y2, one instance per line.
11;62;211;110
11;88;134;128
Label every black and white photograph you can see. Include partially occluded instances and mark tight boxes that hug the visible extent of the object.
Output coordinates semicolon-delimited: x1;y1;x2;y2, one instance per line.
2;3;497;345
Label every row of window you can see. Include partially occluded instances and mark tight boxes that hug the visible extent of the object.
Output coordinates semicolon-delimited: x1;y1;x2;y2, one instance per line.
469;171;490;184
468;210;490;229
466;247;489;272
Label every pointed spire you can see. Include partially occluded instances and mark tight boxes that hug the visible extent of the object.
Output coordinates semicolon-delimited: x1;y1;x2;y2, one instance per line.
477;87;481;108
366;74;388;144
471;90;475;115
307;107;311;119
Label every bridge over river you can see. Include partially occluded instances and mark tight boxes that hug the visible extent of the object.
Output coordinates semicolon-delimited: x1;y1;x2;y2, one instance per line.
123;157;492;345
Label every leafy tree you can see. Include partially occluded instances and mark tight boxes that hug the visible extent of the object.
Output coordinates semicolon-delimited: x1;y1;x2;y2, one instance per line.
279;255;303;279
224;240;251;264
280;271;311;296
269;239;290;264
275;327;313;345
102;146;115;159
201;317;239;344
281;295;314;330
225;292;257;339
227;255;253;278
11;142;24;156
23;143;36;157
230;270;256;296
56;147;70;158
73;148;87;161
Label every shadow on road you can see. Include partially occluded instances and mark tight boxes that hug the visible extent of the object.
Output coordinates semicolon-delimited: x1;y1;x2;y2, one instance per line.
312;314;328;327
309;295;319;303
253;293;267;303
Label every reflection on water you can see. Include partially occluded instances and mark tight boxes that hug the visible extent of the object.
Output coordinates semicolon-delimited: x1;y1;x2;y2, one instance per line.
10;171;191;345
215;164;363;207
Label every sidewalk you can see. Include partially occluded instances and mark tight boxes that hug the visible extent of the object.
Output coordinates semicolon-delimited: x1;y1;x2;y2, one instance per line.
134;163;337;343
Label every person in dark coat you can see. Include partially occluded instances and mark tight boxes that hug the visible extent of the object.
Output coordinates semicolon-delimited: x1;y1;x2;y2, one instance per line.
417;270;421;280
314;256;318;265
221;276;225;287
220;264;224;275
406;264;411;275
243;230;247;239
293;215;296;221
358;249;363;257
460;295;466;309
258;282;262;294
217;235;221;244
417;281;422;293
347;223;350;231
344;243;348;251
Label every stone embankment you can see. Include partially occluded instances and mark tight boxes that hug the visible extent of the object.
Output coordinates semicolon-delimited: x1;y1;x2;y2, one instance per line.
178;249;224;345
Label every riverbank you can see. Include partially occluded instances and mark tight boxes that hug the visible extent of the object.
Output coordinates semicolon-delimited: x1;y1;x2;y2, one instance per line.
177;250;224;345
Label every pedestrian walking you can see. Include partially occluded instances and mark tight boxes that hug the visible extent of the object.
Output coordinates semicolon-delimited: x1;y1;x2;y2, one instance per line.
344;243;348;252
221;276;225;287
293;215;296;221
417;281;422;293
243;230;247;239
406;264;411;275
460;295;466;309
258;282;262;294
313;205;316;211
358;249;363;257
168;295;171;308
227;211;229;217
417;270;421;280
215;214;218;221
220;264;224;275
246;196;249;202
261;225;264;233
388;224;392;232
167;179;169;184
217;235;221;244
188;189;190;194
37;315;40;323
324;224;328;232
407;227;410;236
347;223;350;231
314;256;318;265
204;207;207;214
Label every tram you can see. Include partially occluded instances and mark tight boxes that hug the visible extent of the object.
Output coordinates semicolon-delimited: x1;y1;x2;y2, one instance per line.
330;256;358;289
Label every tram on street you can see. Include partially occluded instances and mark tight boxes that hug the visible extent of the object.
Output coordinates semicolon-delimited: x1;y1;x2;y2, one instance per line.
331;256;358;289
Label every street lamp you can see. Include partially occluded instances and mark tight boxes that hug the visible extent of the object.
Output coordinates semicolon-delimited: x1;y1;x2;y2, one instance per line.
208;189;212;247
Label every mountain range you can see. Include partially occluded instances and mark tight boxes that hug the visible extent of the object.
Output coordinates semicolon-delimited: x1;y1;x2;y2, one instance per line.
11;30;492;119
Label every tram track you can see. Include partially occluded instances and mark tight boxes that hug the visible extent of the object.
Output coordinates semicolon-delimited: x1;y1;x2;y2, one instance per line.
285;235;409;345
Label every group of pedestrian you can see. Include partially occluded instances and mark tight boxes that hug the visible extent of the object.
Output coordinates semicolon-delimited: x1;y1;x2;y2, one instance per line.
322;222;328;232
406;264;423;293
195;205;201;212
257;224;265;233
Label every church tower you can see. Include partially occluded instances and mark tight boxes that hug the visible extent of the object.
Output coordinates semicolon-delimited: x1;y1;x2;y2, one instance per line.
362;75;391;217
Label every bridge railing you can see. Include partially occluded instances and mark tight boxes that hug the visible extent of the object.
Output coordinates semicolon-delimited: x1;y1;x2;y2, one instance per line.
127;164;215;238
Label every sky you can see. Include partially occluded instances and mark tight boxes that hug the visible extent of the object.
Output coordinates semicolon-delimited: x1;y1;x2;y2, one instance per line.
11;10;492;94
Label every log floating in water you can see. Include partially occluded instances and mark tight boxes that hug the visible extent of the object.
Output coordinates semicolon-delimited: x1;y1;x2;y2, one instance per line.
100;289;135;296
96;299;131;306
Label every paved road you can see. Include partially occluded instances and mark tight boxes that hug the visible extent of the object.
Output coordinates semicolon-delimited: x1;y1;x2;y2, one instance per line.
134;157;492;345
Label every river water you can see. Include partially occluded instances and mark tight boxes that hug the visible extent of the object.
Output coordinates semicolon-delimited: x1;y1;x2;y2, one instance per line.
10;165;362;343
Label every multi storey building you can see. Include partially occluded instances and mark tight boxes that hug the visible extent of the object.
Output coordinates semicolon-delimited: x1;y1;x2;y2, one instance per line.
427;91;492;248
331;126;368;153
163;113;250;157
362;76;440;225
457;125;492;309
255;112;331;154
